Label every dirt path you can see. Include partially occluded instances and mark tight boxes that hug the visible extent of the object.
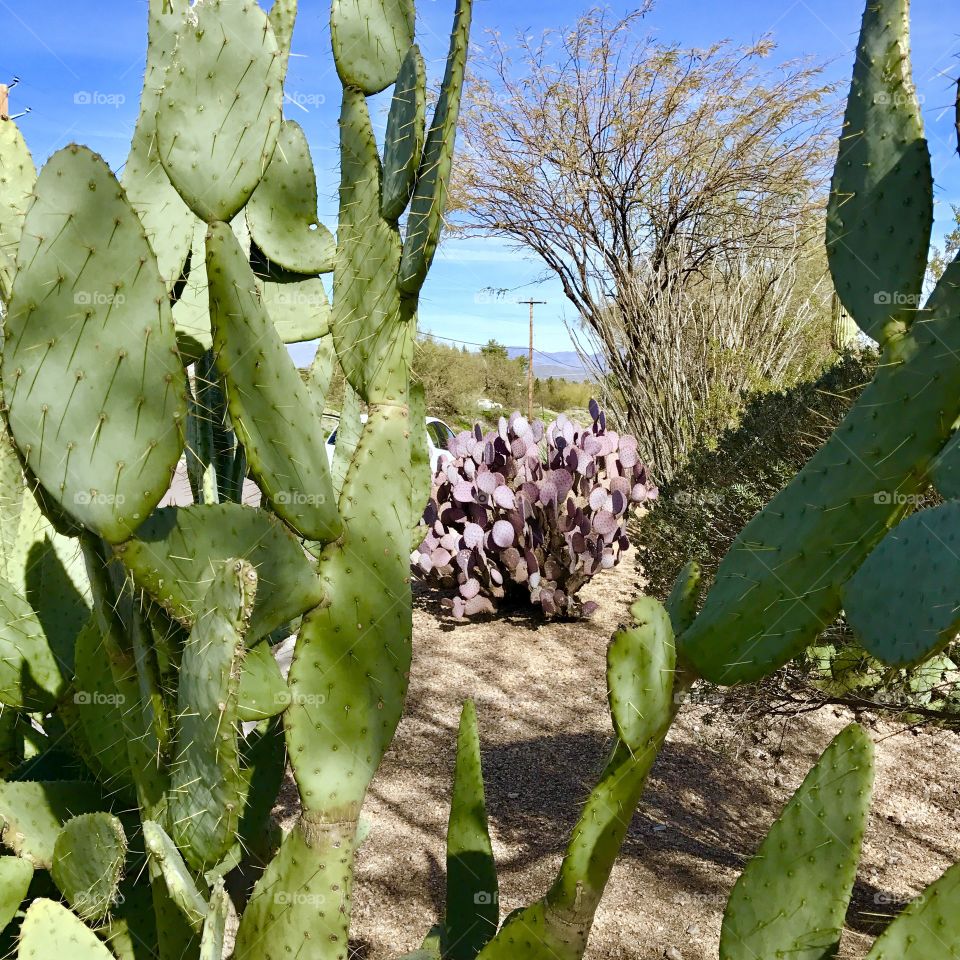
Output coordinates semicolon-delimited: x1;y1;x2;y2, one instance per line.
280;559;960;959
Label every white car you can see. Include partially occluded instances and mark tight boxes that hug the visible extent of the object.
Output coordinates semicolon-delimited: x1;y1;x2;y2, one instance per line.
325;415;456;473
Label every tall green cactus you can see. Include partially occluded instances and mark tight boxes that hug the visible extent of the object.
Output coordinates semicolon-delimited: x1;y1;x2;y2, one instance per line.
3;0;960;958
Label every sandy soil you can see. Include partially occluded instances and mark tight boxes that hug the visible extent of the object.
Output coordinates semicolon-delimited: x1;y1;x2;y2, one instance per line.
278;559;960;960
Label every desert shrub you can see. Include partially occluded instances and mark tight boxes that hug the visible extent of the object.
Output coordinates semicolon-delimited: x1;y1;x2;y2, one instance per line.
637;350;878;599
414;403;657;618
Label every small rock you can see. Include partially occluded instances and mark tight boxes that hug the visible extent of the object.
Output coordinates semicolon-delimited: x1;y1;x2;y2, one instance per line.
774;774;785;788
507;792;519;799
685;923;700;936
664;948;683;960
652;824;667;833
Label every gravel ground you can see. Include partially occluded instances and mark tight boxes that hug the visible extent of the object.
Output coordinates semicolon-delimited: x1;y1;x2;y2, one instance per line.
275;559;960;959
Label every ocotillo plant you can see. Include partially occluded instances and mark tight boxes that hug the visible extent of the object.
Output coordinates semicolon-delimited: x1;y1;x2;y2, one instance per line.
3;0;960;959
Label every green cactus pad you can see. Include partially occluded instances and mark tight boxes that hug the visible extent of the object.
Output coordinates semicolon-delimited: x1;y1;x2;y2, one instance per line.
115;504;324;642
2;146;186;543
446;700;498;960
171;222;214;352
0;434;23;585
123;0;194;289
286;404;412;816
398;0;472;294
142;821;207;932
0;117;36;294
0;855;32;933
865;860;960;959
157;0;283;223
331;382;363;499
258;270;332;344
930;429;960;500
479;599;677;960
409;382;431;549
238;641;288;722
246;121;336;274
200;879;229;960
826;0;931;343
0;577;65;711
607;597;676;752
73;617;133;791
51;813;126;924
0;708;22;779
382;45;427;222
680;253;960;685
332;87;411;403
233;818;357;960
18;899;115;959
720;724;875;960
330;0;415;95
843;501;960;666
268;0;298;82
0;780;108;868
169;559;254;873
206;222;341;541
664;560;701;636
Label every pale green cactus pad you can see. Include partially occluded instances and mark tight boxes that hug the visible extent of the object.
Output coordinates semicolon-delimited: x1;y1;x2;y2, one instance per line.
169;560;254;873
115;504;325;642
720;724;875;960
157;0;284;223
865;860;960;959
50;812;127;924
330;0;415;94
446;700;498;959
2;146;185;543
382;45;426;222
18;898;115;959
826;0;931;343
246;120;336;275
843;501;960;666
206;222;341;541
0;855;32;933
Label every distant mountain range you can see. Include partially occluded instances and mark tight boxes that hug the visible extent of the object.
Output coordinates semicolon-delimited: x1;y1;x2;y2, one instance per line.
505;348;599;382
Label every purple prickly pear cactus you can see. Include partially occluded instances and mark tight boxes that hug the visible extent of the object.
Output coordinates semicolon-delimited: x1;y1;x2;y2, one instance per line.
414;404;657;619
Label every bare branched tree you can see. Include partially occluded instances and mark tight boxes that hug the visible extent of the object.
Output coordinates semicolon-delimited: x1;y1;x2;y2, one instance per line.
455;6;838;478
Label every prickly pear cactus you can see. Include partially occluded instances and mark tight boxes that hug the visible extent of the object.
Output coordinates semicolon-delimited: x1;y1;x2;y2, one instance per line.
0;0;472;956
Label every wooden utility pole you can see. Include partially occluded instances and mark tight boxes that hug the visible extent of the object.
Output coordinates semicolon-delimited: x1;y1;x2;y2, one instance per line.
519;299;546;421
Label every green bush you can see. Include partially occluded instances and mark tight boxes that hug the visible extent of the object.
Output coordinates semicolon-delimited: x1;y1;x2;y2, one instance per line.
637;350;878;600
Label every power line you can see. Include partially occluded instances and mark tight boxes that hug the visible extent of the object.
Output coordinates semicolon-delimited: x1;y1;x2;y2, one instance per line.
417;331;585;372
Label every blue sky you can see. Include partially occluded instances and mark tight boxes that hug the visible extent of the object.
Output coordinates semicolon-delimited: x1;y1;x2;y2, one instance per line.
3;0;958;356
